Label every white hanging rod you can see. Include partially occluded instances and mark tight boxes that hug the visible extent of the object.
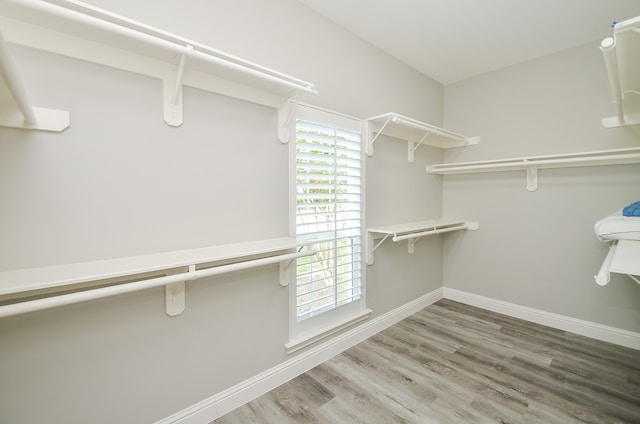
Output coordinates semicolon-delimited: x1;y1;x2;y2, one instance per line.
428;147;640;174
428;147;640;191
0;28;36;125
3;0;317;97
0;250;312;319
366;219;479;264
391;223;475;242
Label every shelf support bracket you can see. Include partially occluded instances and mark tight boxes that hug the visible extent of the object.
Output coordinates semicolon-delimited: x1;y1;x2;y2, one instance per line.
408;132;431;163
367;233;391;265
407;237;417;254
279;259;293;286
278;97;298;143
279;245;315;285
163;45;193;127
526;166;538;192
367;116;393;156
165;264;196;317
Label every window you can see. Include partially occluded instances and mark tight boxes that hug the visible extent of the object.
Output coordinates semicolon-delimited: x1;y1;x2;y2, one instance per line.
288;105;369;350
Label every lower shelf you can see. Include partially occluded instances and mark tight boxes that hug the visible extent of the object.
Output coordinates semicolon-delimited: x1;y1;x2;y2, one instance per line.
366;219;479;265
0;238;314;318
595;240;640;286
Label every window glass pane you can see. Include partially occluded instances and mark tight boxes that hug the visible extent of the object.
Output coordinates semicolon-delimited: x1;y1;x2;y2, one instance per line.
295;115;362;322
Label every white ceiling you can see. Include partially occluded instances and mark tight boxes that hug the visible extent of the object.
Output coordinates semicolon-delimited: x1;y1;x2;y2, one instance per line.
297;0;640;85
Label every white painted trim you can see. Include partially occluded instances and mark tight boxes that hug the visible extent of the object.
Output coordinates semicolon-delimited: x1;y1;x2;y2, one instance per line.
443;287;640;351
157;286;640;423
156;288;443;424
286;309;373;354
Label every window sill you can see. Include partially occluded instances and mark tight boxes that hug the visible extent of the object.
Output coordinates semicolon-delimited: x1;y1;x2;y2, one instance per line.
285;308;372;354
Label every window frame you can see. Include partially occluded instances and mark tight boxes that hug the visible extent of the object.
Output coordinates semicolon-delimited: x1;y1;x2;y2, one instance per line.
287;103;370;352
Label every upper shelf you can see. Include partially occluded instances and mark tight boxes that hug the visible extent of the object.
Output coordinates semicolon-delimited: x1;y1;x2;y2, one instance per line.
427;147;640;191
0;0;317;140
365;112;479;162
600;15;640;128
0;28;69;131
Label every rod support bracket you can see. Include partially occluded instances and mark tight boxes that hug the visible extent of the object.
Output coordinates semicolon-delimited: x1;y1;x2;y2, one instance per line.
165;265;196;317
526;166;538;191
278;98;298;143
163;45;193;127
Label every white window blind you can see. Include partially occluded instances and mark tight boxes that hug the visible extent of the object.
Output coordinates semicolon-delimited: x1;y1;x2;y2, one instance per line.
294;108;364;324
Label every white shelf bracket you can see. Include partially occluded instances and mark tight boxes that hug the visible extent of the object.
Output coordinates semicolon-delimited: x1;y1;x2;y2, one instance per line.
407;237;417;254
367;116;393;156
408;132;431;163
367;233;391;265
526;166;538;192
278;97;298;143
279;245;316;285
279;248;297;286
165;264;196;317
163;45;193;127
0;29;70;132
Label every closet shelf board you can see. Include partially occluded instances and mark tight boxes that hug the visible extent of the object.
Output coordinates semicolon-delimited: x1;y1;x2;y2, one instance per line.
428;147;640;191
0;0;316;137
0;237;307;299
367;219;479;265
365;112;479;161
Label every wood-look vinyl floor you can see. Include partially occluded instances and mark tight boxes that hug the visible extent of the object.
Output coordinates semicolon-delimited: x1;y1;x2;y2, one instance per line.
214;299;640;423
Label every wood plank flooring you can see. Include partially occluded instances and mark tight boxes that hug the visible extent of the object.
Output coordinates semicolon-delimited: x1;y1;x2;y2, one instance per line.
214;299;640;423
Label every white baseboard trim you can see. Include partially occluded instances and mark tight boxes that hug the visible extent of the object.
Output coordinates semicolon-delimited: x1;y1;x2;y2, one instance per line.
157;288;443;424
443;287;640;351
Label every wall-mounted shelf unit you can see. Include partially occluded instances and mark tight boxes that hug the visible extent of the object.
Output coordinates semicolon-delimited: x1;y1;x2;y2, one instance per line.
0;0;317;141
0;28;69;131
427;147;640;191
595;240;640;286
0;238;315;319
365;112;479;162
600;15;640;128
367;219;479;265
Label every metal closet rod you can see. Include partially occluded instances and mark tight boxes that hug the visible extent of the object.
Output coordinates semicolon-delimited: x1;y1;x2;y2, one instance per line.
0;250;312;319
391;224;471;242
8;0;317;96
0;29;37;125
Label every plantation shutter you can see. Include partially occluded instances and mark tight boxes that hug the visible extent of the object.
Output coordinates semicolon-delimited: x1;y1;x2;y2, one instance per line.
294;108;364;323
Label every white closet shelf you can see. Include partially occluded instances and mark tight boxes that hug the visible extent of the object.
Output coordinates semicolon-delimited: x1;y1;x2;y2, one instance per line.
427;147;640;191
0;0;317;141
595;240;640;286
0;28;69;131
600;15;640;128
0;237;314;318
367;219;479;265
366;112;479;162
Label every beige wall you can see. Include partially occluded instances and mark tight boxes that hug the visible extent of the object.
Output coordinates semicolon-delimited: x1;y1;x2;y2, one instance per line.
442;42;640;332
0;0;444;422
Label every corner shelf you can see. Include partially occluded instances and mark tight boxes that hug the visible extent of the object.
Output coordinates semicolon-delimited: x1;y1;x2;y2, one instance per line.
0;0;316;141
427;147;640;191
0;238;314;318
0;28;69;132
365;112;479;162
600;15;640;128
367;219;479;265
